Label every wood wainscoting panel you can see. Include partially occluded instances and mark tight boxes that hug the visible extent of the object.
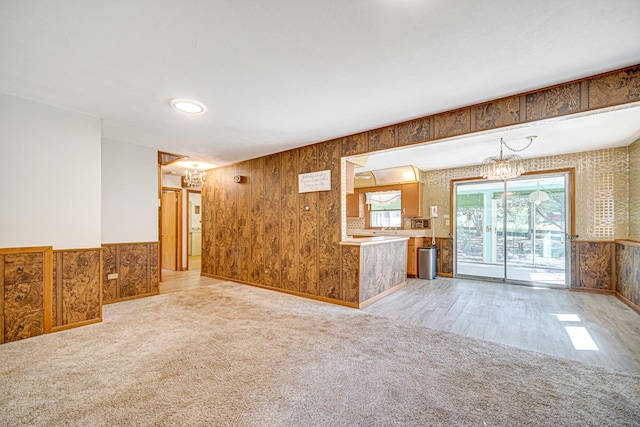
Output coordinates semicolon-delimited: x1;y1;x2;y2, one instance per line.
280;149;299;292
101;242;159;304
368;126;397;152
0;265;3;343
572;241;614;291
318;140;342;300
589;66;640;109
435;238;454;276
149;243;159;294
525;82;582;121
263;153;282;288
52;248;101;331
102;244;118;302
298;144;319;296
120;244;150;298
615;241;640;308
1;246;52;343
340;245;360;305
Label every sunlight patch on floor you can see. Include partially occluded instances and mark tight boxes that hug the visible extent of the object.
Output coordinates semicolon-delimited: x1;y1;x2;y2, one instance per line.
565;326;599;351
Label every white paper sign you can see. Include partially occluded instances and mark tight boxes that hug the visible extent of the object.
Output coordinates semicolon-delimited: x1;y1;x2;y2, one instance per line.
298;170;331;193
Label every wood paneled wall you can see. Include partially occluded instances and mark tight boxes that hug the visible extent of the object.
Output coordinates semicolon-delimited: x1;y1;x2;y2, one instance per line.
571;241;615;292
202;141;344;303
52;248;102;331
102;242;159;304
616;240;640;311
202;64;640;305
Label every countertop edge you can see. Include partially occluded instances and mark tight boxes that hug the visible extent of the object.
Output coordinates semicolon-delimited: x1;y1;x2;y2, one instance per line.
340;236;410;246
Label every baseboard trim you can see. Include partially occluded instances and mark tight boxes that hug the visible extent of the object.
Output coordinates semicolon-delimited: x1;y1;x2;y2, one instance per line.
201;272;360;308
570;287;615;295
102;291;159;305
51;317;102;333
615;292;640;314
359;280;408;309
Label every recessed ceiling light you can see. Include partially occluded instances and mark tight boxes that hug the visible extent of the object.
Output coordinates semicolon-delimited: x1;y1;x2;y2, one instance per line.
170;99;206;115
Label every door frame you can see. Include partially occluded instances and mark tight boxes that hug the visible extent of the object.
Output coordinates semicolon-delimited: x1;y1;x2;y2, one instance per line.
160;187;183;272
186;189;201;271
451;168;575;288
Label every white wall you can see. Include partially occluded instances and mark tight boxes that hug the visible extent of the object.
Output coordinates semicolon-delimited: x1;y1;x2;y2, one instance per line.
101;139;158;243
0;94;101;249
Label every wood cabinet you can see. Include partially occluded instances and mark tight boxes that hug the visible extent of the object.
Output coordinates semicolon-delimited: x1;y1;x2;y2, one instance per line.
407;237;424;277
347;190;364;218
0;247;52;344
402;183;423;218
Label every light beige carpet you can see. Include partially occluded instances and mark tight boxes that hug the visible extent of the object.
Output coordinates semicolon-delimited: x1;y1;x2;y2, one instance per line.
1;281;639;426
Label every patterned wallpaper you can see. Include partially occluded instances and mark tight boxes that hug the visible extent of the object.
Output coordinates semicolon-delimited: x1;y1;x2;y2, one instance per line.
421;147;630;240
630;139;640;241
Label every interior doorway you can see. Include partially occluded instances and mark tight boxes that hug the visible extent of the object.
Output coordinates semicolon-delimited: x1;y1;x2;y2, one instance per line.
161;188;181;271
186;190;202;271
453;171;571;288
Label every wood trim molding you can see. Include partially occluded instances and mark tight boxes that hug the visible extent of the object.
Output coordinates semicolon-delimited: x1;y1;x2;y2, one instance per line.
200;272;360;308
616;292;640;314
359;280;408;309
615;239;640;247
570;288;615;295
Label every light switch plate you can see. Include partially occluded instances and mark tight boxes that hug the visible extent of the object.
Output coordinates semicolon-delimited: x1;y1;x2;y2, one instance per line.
107;273;118;280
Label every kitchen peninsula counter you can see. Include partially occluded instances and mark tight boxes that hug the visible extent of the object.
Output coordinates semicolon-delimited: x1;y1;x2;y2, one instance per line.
340;235;408;308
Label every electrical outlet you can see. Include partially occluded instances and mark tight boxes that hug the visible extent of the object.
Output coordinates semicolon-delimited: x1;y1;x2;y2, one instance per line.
107;273;118;280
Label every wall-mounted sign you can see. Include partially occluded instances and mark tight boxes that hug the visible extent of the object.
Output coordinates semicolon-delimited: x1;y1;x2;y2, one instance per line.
298;170;331;193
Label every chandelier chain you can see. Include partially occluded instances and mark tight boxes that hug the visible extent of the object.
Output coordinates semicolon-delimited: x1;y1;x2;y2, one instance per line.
502;136;536;153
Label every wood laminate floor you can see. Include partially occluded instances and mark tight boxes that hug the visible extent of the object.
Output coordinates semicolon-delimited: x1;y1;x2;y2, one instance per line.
160;270;640;374
364;277;640;374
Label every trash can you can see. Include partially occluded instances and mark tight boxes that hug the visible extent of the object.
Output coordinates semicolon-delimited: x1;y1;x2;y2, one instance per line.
418;246;437;280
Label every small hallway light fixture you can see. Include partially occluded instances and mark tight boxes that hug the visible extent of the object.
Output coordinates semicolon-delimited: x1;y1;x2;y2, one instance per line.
482;136;537;181
170;98;207;115
184;164;206;187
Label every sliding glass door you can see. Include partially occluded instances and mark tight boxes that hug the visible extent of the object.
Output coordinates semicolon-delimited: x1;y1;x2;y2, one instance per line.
454;172;569;288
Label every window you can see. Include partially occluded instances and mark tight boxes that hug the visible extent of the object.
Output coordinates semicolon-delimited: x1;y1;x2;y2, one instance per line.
366;190;402;227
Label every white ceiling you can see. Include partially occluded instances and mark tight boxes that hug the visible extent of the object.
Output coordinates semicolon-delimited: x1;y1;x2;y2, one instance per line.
1;1;640;170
